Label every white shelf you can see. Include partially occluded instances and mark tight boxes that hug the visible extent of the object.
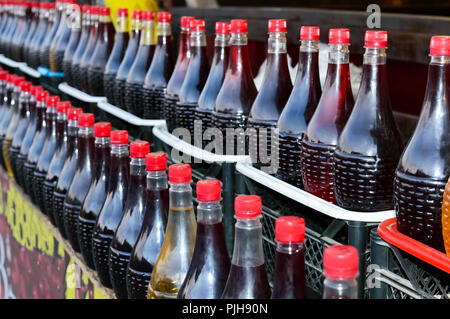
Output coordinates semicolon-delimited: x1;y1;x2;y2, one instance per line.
0;54;26;68
97;101;166;127
18;64;41;78
58;82;107;103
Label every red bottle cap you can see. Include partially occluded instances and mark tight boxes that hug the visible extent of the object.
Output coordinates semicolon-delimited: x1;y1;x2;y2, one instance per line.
48;2;56;9
30;85;43;96
117;8;128;17
197;179;221;202
157;12;171;23
215;22;230;34
146;152;167;171
36;90;49;102
131;10;141;20
169;163;191;183
92;5;100;15
110;130;129;145
40;2;47;9
323;245;359;281
230;19;247;33
365;30;388;47
275;216;305;243
72;4;80;12
234;195;262;219
78;113;95;127
94;122;111;137
67;107;83;120
82;5;90;13
99;6;110;16
300;26;320;41
20;81;32;92
180;16;195;29
130;140;150;158
0;71;7;81
430;35;450;56
190;19;205;31
6;74;15;83
329;28;350;44
268;19;287;33
46;95;60;107
13;76;25;86
141;10;155;21
56;101;71;113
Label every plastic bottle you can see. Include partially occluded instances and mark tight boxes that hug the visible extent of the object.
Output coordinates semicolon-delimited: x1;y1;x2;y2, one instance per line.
0;74;16;170
92;130;129;287
212;19;258;156
4;2;20;58
163;16;194;132
114;10;142;109
271;216;306;299
62;4;82;86
334;31;404;211
87;6;115;97
0;71;9;133
142;12;175;119
79;5;100;93
395;36;450;252
301;29;354;203
127;152;169;299
194;22;230;143
110;140;150;299
53;107;83;238
147;163;197;299
49;0;74;72
22;1;40;65
42;101;72;224
10;1;32;62
28;2;52;69
63;112;95;252
124;10;155;117
78;121;111;268
32;95;60;212
322;245;359;299
103;8;129;106
39;0;63;68
221;195;271;299
248;19;293;171
178;179;231;299
275;26;321;188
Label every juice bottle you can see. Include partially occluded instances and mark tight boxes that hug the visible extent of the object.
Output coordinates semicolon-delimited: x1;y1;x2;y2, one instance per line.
248;19;293;171
334;31;404;211
62;4;82;86
442;178;450;255
301;29;354;203
21;90;49;199
70;5;92;90
22;1;40;65
0;74;15;170
395;36;450;252
103;8;129;106
271;216;306;299
79;5;100;93
142;11;175;120
212;19;258;156
31;95;60;212
87;6;115;97
114;10;142;109
322;245;359;299
42;101;71;224
28;2;51;69
3;76;26;178
163;16;194;132
221;195;271;299
176;19;209;137
124;10;155;117
92;130;129;287
275;26;321;188
63;113;95;253
194;22;230;143
147;163;197;299
49;0;74;72
178;179;231;299
39;0;63;68
110;140;150;299
53;107;83;238
78;122;111;269
127;152;169;299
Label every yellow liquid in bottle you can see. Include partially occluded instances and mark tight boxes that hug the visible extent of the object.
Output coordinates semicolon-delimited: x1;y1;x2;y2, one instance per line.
3;138;14;178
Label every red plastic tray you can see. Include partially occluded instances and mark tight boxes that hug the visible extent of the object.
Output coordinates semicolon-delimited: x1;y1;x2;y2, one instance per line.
378;218;450;274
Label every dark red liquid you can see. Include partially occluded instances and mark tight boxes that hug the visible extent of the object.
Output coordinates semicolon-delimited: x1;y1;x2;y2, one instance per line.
178;220;231;299
70;18;91;90
0;86;14;169
276;50;321;188
39;5;62;67
9;97;29;180
79;16;99;93
271;246;306;299
28;8;50;69
63;132;95;252
301;62;354;203
142;34;174;119
62;28;81;87
22;5;39;65
11;4;32;61
3;9;19;58
49;7;72;73
395;61;450;252
221;263;271;299
127;188;169;299
78;140;111;269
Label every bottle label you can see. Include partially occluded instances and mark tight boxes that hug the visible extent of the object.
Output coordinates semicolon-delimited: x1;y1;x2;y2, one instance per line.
142;22;156;45
116;16;128;33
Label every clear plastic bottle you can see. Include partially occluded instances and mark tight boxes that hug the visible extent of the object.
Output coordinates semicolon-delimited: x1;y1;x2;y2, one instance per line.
62;4;82;86
27;2;52;69
22;1;40;65
0;74;17;170
79;5;100;93
39;0;63;68
221;195;271;299
322;245;359;299
147;163;197;299
49;0;74;72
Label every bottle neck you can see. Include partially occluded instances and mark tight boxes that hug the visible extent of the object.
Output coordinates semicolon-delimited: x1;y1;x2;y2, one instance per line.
147;170;168;190
56;112;67;122
190;30;206;47
363;46;386;65
169;181;193;208
18;92;30;108
140;20;155;46
423;55;449;107
157;22;171;37
215;33;230;48
70;8;81;30
177;29;190;61
131;18;142;34
78;126;94;137
328;43;350;64
95;136;110;147
229;33;253;77
111;143;129;157
232;216;265;266
268;31;287;54
197;200;222;223
323;277;358;299
276;241;304;254
116;16;128;33
130;157;146;175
